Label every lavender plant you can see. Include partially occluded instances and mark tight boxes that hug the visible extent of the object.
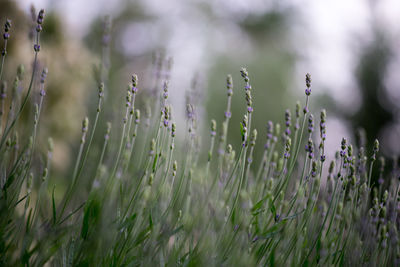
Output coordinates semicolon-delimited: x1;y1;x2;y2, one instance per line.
0;10;399;267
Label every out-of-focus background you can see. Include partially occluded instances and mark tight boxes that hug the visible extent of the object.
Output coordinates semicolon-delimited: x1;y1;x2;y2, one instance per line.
2;0;400;172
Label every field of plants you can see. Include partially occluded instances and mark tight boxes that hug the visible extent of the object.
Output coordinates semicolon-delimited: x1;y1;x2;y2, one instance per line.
0;8;399;266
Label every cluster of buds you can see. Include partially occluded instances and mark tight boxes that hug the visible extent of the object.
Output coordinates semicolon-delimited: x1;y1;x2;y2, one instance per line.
311;160;317;178
284;137;291;159
226;74;233;96
340;138;347;158
163;80;169;100
250;129;257;147
149;138;156;156
172;160;177;177
125;90;132;108
241;114;248;145
40;68;48;96
319;110;326;161
98;82;104;99
265;121;274;149
308;114;314;133
303;73;311;114
211;119;216;137
134;109;140;125
81;117;89;144
295;101;300;130
163;105;170;127
372;139;379;161
3;19;11;40
305;73;311;95
346;144;354;166
171;123;176;138
224;74;233;119
2;19;11;56
186;103;194;120
131;74;138;93
34;9;45;52
285;109;291;136
305;138;314;159
240;68;253;113
319;110;326;140
104;122;111;140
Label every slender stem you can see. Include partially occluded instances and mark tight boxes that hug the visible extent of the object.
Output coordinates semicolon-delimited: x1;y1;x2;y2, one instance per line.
110;106;130;179
75;97;103;182
0;39;8;83
0;49;39;152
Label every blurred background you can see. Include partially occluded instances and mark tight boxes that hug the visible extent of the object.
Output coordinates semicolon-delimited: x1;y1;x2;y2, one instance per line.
2;0;400;174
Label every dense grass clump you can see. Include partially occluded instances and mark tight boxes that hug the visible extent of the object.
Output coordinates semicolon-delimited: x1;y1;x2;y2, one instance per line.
0;10;399;266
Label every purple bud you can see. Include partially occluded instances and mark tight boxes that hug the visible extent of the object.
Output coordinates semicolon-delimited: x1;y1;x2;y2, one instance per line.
3;33;9;40
34;44;40;52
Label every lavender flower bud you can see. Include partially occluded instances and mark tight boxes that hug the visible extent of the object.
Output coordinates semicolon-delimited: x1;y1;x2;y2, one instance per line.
171;123;176;137
105;122;111;140
372;139;379;160
186;104;194;119
284;109;291;136
150;138;156;155
292;102;299;120
211;119;216;137
132;74;138;87
340;138;347;157
241;115;248;143
250;129;257;147
320;109;326;141
135;109;140;124
3;19;11;40
4;19;11;32
34;44;40;52
284;137;291;159
82;117;89;133
240;68;249;82
173;160;177;176
37;9;45;25
311;160;317;177
305;73;311;95
308;114;314;133
227;144;232;154
98;82;104;98
306;138;314;158
245;90;253;111
227;74;233;96
347;145;353;158
267;121;273;139
162;81;168;100
126;90;132;107
40;68;48;84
